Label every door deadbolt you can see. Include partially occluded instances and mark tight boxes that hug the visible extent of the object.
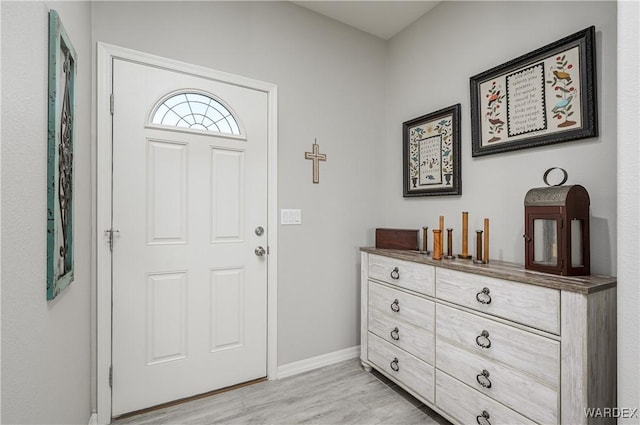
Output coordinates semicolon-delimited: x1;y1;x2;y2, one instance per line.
255;226;264;236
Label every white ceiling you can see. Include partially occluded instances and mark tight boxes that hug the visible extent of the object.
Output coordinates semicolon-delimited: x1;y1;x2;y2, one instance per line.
291;1;441;40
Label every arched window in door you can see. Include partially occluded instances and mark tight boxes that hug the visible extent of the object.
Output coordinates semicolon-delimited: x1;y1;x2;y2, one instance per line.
150;91;242;136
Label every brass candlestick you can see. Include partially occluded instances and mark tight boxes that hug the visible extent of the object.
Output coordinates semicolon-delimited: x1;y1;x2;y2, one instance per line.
458;211;472;259
433;229;442;261
421;226;431;254
473;230;486;264
444;228;455;260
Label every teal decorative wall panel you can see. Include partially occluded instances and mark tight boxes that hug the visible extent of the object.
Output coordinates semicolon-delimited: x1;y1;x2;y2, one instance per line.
47;10;77;300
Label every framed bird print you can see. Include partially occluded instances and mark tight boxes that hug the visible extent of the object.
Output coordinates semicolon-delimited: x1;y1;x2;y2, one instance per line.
470;26;597;157
403;104;461;197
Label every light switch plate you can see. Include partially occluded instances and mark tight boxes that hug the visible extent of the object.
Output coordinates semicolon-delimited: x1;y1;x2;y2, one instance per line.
281;209;302;225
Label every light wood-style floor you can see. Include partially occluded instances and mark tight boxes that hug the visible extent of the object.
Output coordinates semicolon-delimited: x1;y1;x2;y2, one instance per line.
112;358;451;425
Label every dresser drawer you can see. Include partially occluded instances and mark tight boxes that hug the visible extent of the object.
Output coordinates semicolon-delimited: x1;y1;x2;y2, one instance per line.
367;332;434;403
436;370;537;425
436;268;559;334
369;254;434;296
368;281;434;329
436;304;559;388
368;283;434;364
437;339;558;424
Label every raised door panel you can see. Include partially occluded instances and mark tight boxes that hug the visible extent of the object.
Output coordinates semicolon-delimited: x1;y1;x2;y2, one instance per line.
210;148;244;243
146;272;187;365
210;268;245;352
146;140;187;245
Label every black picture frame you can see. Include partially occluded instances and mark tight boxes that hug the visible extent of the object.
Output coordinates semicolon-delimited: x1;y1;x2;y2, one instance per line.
470;26;597;157
403;104;461;197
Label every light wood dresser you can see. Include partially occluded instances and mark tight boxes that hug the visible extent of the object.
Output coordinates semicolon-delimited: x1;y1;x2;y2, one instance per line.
360;248;616;425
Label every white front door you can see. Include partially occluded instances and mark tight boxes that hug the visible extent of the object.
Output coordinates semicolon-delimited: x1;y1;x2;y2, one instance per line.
111;58;268;416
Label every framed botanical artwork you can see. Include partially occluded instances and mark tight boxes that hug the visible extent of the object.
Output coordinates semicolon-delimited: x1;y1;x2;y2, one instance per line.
470;26;597;157
403;104;461;197
47;10;77;300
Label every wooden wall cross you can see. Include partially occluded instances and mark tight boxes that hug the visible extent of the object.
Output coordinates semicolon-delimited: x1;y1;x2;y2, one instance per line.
304;140;326;184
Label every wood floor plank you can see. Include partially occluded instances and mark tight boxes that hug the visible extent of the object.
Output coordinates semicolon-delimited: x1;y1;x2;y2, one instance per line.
112;359;450;424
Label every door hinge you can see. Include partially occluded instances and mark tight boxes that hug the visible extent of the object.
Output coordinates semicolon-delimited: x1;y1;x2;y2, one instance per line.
110;93;114;115
109;365;113;388
105;228;120;252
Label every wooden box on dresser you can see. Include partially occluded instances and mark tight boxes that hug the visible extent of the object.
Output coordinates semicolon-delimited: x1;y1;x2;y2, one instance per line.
360;248;617;425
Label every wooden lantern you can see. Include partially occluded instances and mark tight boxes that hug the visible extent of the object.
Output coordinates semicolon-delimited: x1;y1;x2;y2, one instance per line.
523;185;590;276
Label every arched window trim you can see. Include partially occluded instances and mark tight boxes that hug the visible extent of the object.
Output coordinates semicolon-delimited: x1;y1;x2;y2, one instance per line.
146;89;246;140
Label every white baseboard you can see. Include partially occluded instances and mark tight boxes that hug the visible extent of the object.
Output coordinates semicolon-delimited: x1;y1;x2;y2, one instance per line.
88;412;98;425
276;346;360;379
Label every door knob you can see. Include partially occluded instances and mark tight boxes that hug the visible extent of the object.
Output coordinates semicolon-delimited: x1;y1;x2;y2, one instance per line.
255;246;266;256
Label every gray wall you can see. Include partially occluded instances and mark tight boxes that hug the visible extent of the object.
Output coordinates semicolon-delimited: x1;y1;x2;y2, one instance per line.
1;1;93;424
385;1;617;276
385;1;616;274
617;1;640;421
385;0;639;414
90;1;388;367
2;1;637;423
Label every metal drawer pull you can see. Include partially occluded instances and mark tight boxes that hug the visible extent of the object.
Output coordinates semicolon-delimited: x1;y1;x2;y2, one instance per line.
390;357;399;372
390;327;400;341
476;410;491;425
476;287;492;304
475;330;492;349
476;369;492;388
390;299;400;312
390;267;400;280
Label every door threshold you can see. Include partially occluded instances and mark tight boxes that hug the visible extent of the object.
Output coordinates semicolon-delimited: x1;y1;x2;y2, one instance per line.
113;376;267;420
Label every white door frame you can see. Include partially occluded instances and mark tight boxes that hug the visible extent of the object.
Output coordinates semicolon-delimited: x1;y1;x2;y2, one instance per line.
96;42;278;424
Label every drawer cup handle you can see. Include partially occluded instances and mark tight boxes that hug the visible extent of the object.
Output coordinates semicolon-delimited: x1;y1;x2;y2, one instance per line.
475;330;491;349
476;410;491;425
476;287;492;304
390;267;400;280
390;327;400;341
390;357;399;372
476;369;492;388
390;299;400;313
